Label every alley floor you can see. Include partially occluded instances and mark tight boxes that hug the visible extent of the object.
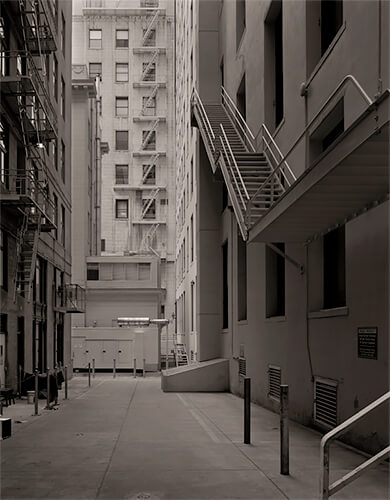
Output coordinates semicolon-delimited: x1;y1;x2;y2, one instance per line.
0;375;388;499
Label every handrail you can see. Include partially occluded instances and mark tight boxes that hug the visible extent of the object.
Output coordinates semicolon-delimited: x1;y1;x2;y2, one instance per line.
192;88;215;151
262;135;293;189
220;124;249;203
320;391;390;499
249;75;374;205
219;135;245;210
261;124;295;183
221;86;256;152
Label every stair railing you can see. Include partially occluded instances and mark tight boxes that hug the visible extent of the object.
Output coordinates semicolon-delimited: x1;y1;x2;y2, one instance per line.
260;124;295;188
192;88;215;153
221;86;256;152
320;391;390;499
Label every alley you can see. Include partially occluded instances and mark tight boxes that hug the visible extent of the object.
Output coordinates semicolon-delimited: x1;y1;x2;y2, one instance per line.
1;376;389;499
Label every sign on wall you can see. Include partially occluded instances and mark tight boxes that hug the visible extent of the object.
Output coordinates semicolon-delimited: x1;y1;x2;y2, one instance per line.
357;327;378;360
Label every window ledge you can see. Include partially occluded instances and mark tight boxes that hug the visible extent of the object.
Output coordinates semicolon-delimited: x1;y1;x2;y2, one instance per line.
265;315;286;323
308;306;349;319
237;320;248;326
221;328;229;334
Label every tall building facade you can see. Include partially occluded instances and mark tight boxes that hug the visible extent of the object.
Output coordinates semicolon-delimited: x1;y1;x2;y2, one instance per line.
71;0;176;369
0;0;75;389
175;0;389;453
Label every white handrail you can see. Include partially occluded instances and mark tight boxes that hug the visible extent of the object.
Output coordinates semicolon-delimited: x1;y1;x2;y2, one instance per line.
219;136;245;210
221;86;255;139
220;124;249;202
261;124;295;182
192;88;215;152
320;391;390;499
221;88;256;152
262;136;292;188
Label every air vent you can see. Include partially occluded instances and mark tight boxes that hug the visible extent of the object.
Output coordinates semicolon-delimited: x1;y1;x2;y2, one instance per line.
268;365;281;400
314;377;338;428
239;357;246;377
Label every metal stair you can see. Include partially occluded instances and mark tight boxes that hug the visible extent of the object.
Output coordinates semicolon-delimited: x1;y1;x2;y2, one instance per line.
192;87;296;240
174;342;189;367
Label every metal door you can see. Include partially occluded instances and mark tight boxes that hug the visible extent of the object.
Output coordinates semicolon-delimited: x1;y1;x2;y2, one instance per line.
117;340;133;368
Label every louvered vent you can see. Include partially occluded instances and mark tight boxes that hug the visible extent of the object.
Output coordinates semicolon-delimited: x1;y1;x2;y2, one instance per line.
268;365;281;400
314;378;338;428
239;357;246;377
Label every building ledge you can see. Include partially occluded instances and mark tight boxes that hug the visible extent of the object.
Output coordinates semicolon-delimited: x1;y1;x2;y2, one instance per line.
308;307;349;319
113;184;166;191
132;219;166;225
133;151;166;157
133;47;166;54
133;82;166;88
133;116;166;122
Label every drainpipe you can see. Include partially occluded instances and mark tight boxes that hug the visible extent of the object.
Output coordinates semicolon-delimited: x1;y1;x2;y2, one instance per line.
305;244;314;383
377;0;383;96
95;76;102;256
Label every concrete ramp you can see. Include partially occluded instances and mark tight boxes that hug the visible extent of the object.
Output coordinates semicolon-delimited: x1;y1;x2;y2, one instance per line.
161;358;229;392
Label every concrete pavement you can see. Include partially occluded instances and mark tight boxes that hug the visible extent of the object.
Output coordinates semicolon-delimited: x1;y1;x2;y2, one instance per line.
0;375;388;499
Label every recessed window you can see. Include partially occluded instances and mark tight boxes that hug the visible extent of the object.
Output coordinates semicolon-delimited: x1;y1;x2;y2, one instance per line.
87;263;99;280
115;131;128;150
53;55;58;100
89;29;102;49
142;164;156;184
142;130;156;150
60;76;66;118
236;0;246;49
101;239;105;252
116;63;128;82
115;97;128;116
89;62;102;79
115;199;128;219
309;98;344;163
116;29;128;48
142;96;156;115
142;62;156;81
142;28;156;47
61;13;66;55
115;164;128;184
142;198;156;219
61;140;65;182
266;243;285;317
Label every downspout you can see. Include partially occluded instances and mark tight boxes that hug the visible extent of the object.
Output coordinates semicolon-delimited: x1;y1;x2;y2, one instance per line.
305;244;314;382
377;0;383;96
95;76;101;256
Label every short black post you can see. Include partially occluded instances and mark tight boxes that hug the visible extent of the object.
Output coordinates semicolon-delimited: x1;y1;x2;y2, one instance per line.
46;368;50;409
0;399;3;416
54;365;58;405
88;362;91;387
113;359;116;378
92;358;95;378
280;384;289;475
244;377;251;444
18;365;22;398
133;358;137;378
34;370;39;415
64;366;68;400
143;358;146;378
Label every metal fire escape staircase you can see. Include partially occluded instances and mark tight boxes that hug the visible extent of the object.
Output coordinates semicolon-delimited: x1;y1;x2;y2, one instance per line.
142;118;159;149
0;1;57;302
192;87;296;240
142;9;159;47
140;223;159;251
142;85;158;115
142;188;160;219
142;50;158;81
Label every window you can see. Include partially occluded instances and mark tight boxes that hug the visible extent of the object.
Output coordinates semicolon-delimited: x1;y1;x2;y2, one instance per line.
142;164;155;184
237;231;247;321
222;241;228;329
115;164;128;184
142;130;156;150
138;263;151;280
116;63;128;82
60;76;65;118
101;239;105;252
142;96;156;115
190;280;195;331
53;193;58;239
116;29;128;48
309;98;344;163
115;199;128;219
87;263;99;280
115;97;128;116
61;140;65;182
264;0;284;130
236;74;246;120
142;198;156;219
190;215;194;262
236;0;246;49
142;62;156;81
53;139;58;170
142;28;156;46
141;0;159;6
266;243;285;317
0;116;9;188
89;62;102;79
0;17;9;77
323;227;345;309
60;205;65;245
89;29;102;49
306;1;343;75
0;229;8;290
115;131;128;150
53;56;58;100
61;13;66;55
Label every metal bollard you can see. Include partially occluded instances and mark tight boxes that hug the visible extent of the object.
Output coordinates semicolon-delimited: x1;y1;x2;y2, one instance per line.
46;368;51;409
54;366;58;405
64;366;68;400
244;377;251;444
18;365;22;398
133;358;137;378
34;370;39;415
143;358;146;378
92;358;95;378
280;384;289;475
88;362;91;387
0;399;3;416
113;359;116;378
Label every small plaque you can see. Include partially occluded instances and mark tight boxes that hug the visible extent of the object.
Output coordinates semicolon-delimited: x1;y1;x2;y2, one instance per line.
358;327;378;360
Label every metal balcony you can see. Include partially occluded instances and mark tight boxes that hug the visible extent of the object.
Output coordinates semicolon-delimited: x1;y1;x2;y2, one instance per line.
17;0;57;54
59;284;86;314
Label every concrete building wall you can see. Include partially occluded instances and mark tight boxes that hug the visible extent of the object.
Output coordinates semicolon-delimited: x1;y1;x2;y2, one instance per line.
176;0;389;453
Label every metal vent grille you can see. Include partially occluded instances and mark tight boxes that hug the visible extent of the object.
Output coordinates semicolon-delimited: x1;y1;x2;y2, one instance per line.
314;378;338;428
268;365;281;400
239;357;246;377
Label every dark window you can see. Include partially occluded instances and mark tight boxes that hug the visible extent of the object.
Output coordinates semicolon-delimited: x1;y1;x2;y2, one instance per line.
61;13;66;55
142;130;156;150
115;164;128;184
89;62;102;79
53;56;58;100
61;76;65;118
115;199;128;219
142;62;156;81
61;140;65;182
236;0;246;49
142;199;156;219
115;97;128;116
0;229;8;291
87;263;99;280
266;243;285;317
222;241;228;328
116;29;128;48
60;205;65;245
101;239;105;252
115;131;128;150
0;313;7;332
323;227;345;309
309;98;344;163
237;231;247;321
321;0;343;56
142;28;156;47
53;193;58;240
142;164;155;184
236;74;246;120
